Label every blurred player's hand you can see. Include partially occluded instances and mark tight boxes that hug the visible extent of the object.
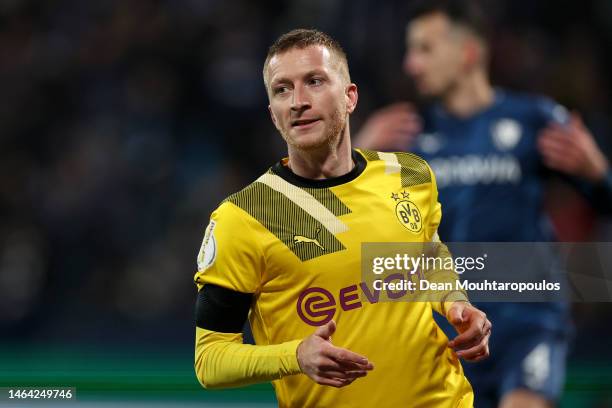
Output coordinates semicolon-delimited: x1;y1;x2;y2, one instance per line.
354;102;422;151
538;112;610;182
445;301;491;362
296;320;374;387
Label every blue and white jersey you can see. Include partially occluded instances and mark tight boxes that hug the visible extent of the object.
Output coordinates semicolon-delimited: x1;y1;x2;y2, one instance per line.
413;89;572;331
413;89;569;243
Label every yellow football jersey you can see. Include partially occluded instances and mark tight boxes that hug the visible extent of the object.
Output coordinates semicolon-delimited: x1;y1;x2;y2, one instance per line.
194;149;472;408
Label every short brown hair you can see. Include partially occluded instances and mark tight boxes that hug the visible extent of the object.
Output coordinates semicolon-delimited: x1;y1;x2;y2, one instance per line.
263;29;350;87
408;0;490;43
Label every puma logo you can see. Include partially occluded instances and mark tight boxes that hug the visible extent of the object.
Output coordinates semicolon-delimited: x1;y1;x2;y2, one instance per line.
294;228;325;251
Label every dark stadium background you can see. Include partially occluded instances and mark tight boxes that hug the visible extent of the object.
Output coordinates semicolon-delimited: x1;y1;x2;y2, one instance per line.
0;0;611;406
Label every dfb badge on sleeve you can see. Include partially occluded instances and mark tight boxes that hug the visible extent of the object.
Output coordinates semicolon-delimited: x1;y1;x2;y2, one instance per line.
197;221;217;271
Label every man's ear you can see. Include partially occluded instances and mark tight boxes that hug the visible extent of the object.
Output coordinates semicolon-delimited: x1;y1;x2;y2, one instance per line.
463;39;482;69
345;83;358;114
268;105;280;130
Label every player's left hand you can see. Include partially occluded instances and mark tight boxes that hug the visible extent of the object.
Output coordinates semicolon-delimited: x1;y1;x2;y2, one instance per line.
445;301;491;362
537;112;610;182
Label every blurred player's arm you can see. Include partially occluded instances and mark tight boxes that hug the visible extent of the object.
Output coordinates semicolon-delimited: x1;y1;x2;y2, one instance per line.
354;102;422;151
537;107;612;213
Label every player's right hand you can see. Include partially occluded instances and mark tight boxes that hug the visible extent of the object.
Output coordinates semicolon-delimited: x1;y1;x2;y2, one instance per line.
296;320;374;388
354;102;422;152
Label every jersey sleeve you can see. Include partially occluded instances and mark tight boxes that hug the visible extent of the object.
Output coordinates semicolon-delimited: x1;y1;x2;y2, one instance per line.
194;328;302;389
424;164;469;315
193;203;304;389
424;163;442;243
534;96;569;129
194;201;265;294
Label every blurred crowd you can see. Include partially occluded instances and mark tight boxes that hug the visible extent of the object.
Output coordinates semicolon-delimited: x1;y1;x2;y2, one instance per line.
0;0;611;351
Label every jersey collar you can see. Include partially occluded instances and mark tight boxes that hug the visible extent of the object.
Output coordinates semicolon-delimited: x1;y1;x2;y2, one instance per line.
272;149;367;188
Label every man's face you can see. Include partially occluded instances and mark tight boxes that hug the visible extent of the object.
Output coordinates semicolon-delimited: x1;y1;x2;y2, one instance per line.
403;13;465;97
266;45;357;151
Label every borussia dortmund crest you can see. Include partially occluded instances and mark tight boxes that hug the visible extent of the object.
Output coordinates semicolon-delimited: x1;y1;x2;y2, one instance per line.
391;191;422;233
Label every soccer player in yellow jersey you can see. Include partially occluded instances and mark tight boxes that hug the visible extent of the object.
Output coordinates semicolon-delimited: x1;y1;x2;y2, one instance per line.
193;29;492;408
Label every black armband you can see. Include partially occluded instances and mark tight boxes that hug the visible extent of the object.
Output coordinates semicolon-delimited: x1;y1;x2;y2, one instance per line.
195;284;253;333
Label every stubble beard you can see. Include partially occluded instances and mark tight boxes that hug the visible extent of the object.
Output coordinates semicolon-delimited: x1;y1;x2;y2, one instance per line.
281;106;347;152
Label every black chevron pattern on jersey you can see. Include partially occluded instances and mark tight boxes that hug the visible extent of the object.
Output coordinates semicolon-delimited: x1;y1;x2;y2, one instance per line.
358;149;380;161
302;187;351;217
224;181;346;261
395;152;432;187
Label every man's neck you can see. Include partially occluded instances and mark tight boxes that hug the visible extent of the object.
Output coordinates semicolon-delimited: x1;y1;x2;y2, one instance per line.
442;70;494;118
286;130;354;180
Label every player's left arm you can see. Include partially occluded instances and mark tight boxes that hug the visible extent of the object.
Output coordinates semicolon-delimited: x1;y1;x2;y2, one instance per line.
423;163;469;312
424;163;492;362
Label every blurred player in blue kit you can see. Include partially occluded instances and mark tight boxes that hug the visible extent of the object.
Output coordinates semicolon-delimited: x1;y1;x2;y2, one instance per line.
356;0;612;407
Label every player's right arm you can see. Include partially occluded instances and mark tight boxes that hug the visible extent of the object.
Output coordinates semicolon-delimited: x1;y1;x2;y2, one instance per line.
194;203;373;389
